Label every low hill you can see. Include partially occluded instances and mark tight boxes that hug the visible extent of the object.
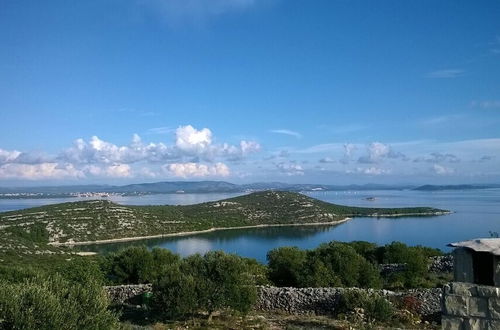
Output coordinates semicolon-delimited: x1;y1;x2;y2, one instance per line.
0;191;449;252
413;184;500;191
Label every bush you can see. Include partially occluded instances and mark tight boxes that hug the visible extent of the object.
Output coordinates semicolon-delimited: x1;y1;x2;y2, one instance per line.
337;290;394;323
0;274;118;330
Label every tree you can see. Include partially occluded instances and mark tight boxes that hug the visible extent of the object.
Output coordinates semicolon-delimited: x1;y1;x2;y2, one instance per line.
310;242;381;288
106;246;155;284
0;274;118;330
153;251;257;321
267;246;306;287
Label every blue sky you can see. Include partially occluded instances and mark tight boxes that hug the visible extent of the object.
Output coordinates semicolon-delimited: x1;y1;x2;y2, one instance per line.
1;0;499;185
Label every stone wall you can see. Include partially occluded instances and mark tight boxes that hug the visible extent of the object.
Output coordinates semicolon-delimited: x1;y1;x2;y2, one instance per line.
105;284;152;304
379;255;454;277
255;286;442;321
442;282;500;329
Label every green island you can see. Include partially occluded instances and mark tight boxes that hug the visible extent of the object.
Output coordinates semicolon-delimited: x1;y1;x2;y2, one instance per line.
0;191;449;253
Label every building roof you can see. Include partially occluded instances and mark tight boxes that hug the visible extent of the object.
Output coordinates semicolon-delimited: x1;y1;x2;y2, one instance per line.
448;238;500;256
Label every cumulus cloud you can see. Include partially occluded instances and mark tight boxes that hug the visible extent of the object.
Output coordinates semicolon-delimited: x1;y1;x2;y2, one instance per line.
276;162;304;176
175;125;213;154
165;162;230;178
0;149;22;164
0;163;84;180
0;125;259;181
358;142;406;164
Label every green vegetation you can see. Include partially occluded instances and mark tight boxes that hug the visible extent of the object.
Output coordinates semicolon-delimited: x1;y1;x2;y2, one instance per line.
153;251;257;321
267;240;445;290
0;191;448;255
0;259;118;330
336;290;394;323
0;240;447;329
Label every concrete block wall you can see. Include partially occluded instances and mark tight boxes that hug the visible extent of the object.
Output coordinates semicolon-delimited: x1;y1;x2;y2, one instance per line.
442;282;500;330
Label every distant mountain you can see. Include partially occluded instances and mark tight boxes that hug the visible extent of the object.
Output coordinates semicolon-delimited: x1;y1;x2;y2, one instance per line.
413;184;500;191
0;181;416;195
4;180;497;196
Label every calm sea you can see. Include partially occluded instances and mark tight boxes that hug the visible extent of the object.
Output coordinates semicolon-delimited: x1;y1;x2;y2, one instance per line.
2;189;500;263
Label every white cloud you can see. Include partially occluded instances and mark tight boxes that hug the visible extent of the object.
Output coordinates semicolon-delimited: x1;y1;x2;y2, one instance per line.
433;164;455;175
319;157;335;163
0;149;21;164
347;167;390;175
175;125;213;154
358;142;406;164
276;162;304;176
471;100;500;109
426;69;464;78
269;129;302;139
147;127;174;135
0;124;260;181
165;162;230;178
0;163;84;180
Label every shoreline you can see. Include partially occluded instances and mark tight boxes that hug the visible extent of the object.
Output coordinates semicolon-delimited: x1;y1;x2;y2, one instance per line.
50;217;353;247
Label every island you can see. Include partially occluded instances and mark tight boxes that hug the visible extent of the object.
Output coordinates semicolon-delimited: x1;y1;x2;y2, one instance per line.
0;191;450;254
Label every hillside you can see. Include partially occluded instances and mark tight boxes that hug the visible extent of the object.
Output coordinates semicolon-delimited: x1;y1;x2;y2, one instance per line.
0;191;449;252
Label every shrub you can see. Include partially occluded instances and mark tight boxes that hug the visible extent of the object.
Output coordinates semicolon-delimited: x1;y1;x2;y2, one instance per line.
337;290;394;323
0;274;118;330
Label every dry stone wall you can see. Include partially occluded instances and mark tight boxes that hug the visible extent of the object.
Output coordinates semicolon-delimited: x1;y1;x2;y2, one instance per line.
104;284;442;321
442;282;500;330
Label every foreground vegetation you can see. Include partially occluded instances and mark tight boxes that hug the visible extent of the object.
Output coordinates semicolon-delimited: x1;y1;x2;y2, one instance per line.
0;239;449;329
0;191;448;255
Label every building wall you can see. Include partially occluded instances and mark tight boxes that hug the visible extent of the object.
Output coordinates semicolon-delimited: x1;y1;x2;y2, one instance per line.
442;282;500;330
